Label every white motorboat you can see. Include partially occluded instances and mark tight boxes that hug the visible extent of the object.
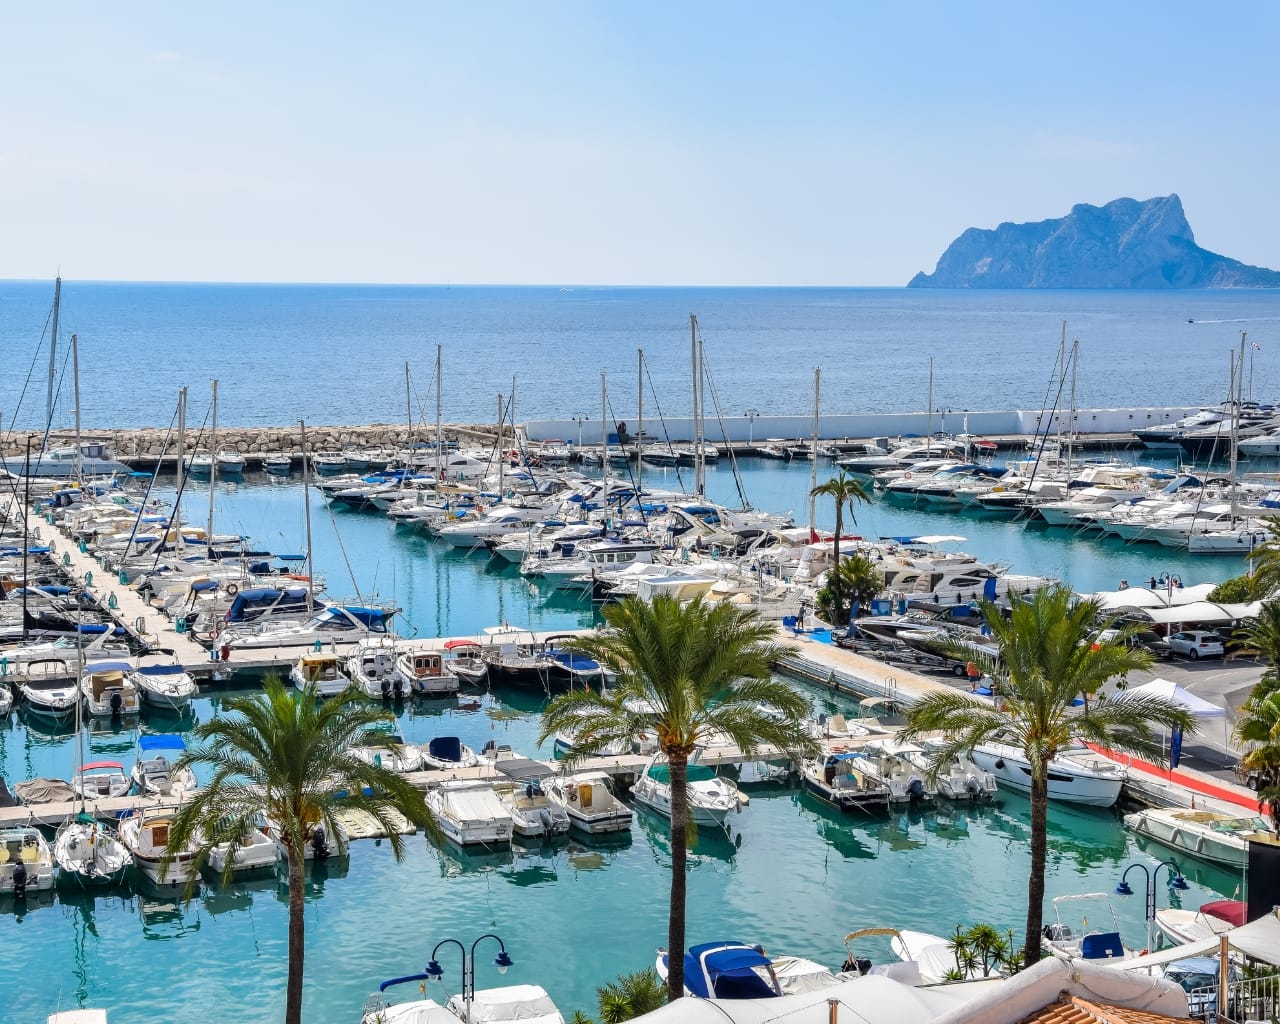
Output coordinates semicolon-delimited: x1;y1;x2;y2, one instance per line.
118;804;199;886
263;452;293;474
859;739;936;804
290;650;355;697
346;636;411;699
54;813;131;888
1154;900;1245;945
631;756;743;827
447;984;564;1024
544;771;632;834
204;820;279;876
81;660;141;717
657;940;842;998
16;658;80;719
73;760;132;800
130;649;199;712
215;449;246;474
1042;893;1135;961
1123;806;1280;869
799;753;892;815
396;649;461;698
0;826;56;895
0;683;10;718
442;640;489;688
420;736;478;771
492;760;571;839
425;780;515;847
918;738;998;801
969;740;1126;807
224;605;399;651
259;813;348;862
350;732;424;774
130;734;198;799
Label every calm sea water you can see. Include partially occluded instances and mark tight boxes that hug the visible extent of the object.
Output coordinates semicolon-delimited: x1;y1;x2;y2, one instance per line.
0;452;1256;1023
3;283;1280;431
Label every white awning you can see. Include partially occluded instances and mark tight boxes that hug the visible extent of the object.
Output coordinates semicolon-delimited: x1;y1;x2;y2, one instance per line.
1144;602;1242;625
1126;678;1227;718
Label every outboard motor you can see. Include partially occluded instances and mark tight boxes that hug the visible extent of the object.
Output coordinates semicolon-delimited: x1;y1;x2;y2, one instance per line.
966;777;981;799
311;826;330;862
110;692;123;716
392;677;404;699
380;678;391;700
12;861;28;899
907;778;925;803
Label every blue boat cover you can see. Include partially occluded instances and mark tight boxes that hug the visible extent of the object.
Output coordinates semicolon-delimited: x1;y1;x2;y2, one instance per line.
138;734;186;752
550;651;600;672
428;736;462;763
680;942;777;999
139;663;186;676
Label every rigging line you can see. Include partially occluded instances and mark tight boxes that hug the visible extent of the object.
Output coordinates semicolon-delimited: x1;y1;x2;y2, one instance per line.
603;390;647;521
3;299;55;441
642;359;687;492
697;343;752;511
122;404;180;568
145;406;213;577
322;484;365;604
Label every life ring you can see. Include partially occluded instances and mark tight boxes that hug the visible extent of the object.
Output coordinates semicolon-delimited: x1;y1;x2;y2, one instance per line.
226;583;239;597
903;472;912;479
1131;484;1140;492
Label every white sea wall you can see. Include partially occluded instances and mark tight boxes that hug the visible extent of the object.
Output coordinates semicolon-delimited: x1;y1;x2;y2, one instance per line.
524;407;1200;444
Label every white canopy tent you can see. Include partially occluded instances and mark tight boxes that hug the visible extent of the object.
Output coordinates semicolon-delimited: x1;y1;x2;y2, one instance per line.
1124;677;1231;758
1088;583;1219;611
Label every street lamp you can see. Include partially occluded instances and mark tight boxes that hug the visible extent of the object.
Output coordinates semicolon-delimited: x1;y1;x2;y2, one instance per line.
1116;858;1189;952
423;934;514;1022
571;414;587;450
745;409;760;447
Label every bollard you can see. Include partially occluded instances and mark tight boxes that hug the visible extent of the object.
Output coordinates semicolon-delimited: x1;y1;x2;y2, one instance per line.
84;570;94;588
313;638;323;653
175;617;187;634
79;539;88;554
107;593;118;611
0;657;7;678
62;553;71;567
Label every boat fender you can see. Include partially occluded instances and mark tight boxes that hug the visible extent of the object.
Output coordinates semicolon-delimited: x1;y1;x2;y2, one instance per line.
903;472;911;479
994;758;1005;770
226;583;239;597
134;616;146;633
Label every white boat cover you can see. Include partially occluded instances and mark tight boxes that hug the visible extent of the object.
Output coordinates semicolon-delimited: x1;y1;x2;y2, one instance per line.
369;999;457;1024
440;784;511;825
1125;678;1226;718
1114;908;1280;972
451;984;563;1024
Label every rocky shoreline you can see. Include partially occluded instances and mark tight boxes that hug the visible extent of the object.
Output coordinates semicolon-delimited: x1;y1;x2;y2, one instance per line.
2;423;505;460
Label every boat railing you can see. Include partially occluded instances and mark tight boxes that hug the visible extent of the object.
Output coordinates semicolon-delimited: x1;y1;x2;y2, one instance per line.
1218;972;1280;1023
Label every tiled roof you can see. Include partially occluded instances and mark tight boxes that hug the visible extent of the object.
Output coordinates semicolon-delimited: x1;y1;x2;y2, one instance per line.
1017;992;1193;1024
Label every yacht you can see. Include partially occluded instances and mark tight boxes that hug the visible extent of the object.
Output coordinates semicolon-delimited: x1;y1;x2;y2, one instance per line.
631;756;743;826
130;649;199;712
969;740;1126;807
224;605;398;651
1;440;131;480
436;508;551;549
1133;406;1229;449
425;780;515;847
544;771;633;834
523;535;661;590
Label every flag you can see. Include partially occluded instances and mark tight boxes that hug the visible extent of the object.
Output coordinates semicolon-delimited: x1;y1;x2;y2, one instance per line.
1170;727;1184;769
1252;342;1262;351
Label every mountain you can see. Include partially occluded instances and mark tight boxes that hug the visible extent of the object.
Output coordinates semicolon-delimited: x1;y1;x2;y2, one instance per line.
908;195;1280;288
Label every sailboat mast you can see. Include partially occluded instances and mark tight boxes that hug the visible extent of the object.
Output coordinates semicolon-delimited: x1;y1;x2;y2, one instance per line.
691;314;705;497
71;334;82;485
207;379;218;549
435;345;443;481
301;419;315;614
46;276;61;439
601;372;609;500
1067;339;1079;477
405;361;413;451
1231;333;1247;504
176;387;187;549
497;393;505;495
636;348;644;493
926;355;933;454
809;368;820;534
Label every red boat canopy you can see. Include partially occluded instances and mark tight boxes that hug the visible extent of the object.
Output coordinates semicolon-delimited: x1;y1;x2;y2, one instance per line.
79;761;125;773
443;639;481;651
1202;900;1247;927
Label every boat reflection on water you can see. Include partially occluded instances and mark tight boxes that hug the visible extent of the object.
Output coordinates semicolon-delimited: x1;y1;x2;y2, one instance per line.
200;871;287;917
506;839;564;887
434;841;514;878
1131;834;1245;896
634;803;739;867
133;879;202;941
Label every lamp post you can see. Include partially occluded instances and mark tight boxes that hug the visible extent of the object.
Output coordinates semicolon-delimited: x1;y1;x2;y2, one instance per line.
572;414;587;451
424;934;514;1022
745;408;760;447
1116;858;1189;953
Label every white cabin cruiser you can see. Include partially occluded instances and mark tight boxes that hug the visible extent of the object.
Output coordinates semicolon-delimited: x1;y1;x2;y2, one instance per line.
396;649;460;697
970;740;1126;807
290;650;355;697
130;649;198;712
545;771;632;833
631;756;742;826
224;605;398;651
118;804;199;886
425;780;515;847
346;636;411;699
1123;806;1280;869
81;661;142;718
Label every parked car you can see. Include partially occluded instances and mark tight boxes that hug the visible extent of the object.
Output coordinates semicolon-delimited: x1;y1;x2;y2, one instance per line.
1163;956;1241;1018
1094;627;1172;659
1236;762;1277;792
1165;630;1226;660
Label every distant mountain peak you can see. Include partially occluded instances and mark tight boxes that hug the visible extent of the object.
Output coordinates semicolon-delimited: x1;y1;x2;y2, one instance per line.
909;195;1280;289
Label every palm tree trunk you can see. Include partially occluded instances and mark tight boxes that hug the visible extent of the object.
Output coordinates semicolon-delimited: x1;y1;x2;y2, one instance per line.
666;755;689;1003
832;503;843;623
1023;771;1048;967
286;843;306;1024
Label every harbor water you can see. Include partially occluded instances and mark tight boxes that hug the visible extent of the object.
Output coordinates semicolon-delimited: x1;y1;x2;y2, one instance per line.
0;451;1259;1023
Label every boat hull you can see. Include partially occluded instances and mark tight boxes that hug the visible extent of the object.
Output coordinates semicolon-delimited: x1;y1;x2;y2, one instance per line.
970;745;1123;807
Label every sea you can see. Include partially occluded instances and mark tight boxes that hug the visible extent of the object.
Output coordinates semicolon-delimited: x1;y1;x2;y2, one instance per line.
1;283;1278;1024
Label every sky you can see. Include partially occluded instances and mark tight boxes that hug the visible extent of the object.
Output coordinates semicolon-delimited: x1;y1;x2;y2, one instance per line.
2;3;1278;286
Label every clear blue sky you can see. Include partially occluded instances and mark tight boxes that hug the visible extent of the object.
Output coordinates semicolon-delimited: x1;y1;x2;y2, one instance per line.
3;3;1277;286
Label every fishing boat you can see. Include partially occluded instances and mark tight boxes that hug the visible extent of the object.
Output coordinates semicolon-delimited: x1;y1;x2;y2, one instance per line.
396;649;460;698
419;736;478;771
346;636;410;699
289;650;355;697
544;771;633;834
1123;806;1280;869
80;660;141;718
1041;893;1134;961
1154;900;1245;945
130;734;198;799
424;780;515;847
656;940;841;998
799;753;891;815
969;740;1126;808
129;649;199;712
0;826;55;896
118;804;199;886
631;756;743;827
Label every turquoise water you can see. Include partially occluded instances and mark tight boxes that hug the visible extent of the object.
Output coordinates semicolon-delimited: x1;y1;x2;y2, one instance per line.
0;457;1255;1022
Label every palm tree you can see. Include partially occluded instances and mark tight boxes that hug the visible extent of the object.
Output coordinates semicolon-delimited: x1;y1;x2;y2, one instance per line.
816;552;884;625
163;678;436;1024
538;596;817;1002
1235;686;1280;828
899;585;1196;968
808;471;872;623
1236;600;1280;691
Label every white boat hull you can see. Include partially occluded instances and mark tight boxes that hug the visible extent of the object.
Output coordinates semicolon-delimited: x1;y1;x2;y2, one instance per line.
969;744;1124;807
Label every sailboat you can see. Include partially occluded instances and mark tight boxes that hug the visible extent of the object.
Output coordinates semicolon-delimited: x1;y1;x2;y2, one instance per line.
53;641;131;887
